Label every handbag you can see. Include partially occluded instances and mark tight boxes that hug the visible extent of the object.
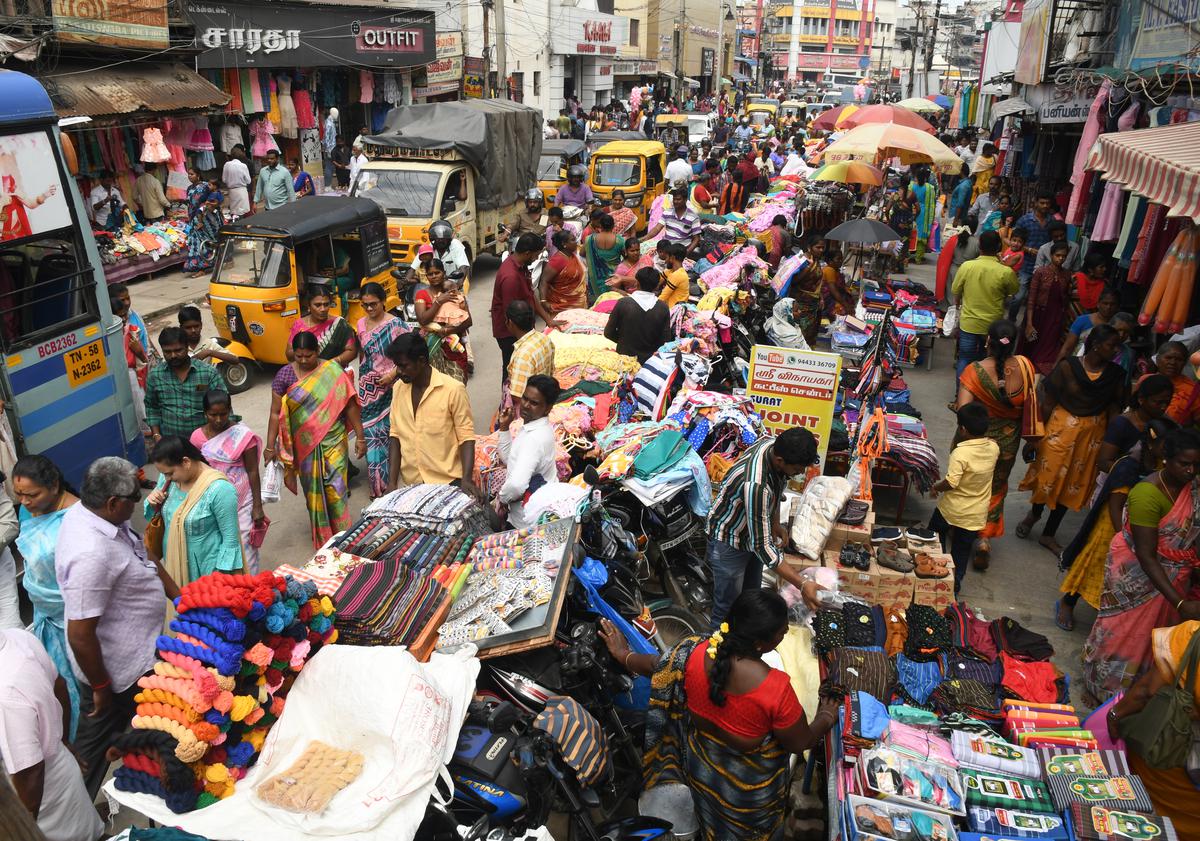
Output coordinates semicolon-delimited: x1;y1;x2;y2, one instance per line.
1117;629;1200;769
143;480;172;560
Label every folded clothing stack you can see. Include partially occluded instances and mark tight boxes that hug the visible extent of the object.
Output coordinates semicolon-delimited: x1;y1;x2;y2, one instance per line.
112;572;337;812
333;556;449;648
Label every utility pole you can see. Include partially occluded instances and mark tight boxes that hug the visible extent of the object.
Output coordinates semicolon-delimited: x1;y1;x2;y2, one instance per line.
494;0;508;98
482;0;492;97
906;0;920;97
925;0;940;73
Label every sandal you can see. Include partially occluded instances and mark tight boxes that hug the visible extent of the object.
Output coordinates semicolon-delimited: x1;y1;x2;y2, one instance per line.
877;545;915;573
1054;599;1074;632
973;540;990;571
914;553;950;579
1015;514;1038;539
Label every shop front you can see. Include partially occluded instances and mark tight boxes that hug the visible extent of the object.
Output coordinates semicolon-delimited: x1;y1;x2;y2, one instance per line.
612;59;660;101
549;8;629;111
186;0;437;188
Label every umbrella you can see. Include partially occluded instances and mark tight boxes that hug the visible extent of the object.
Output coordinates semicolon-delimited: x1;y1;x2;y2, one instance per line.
896;97;944;113
823;122;962;173
926;94;952;108
810;103;858;131
826;218;903;244
809;160;884;186
840;104;935;134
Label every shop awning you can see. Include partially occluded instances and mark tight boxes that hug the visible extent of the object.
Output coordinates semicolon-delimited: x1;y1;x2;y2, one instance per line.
732;73;752;83
684;77;700;86
1087;121;1200;222
46;63;230;119
736;55;758;67
989;97;1032;120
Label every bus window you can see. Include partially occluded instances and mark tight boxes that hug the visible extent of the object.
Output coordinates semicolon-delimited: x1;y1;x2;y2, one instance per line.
0;233;95;350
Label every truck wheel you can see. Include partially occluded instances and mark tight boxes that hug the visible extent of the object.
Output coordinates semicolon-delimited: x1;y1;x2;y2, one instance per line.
218;361;252;394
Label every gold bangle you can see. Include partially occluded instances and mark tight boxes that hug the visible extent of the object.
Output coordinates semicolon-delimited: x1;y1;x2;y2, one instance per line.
623;651;634;671
1176;598;1187;612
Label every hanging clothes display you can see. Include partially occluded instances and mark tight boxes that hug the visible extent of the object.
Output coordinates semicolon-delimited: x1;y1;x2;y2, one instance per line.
293;83;317;130
359;70;374;104
249;119;279;158
218;122;243;155
276;75;298;138
140;128;171;163
383;72;403;105
1065;80;1111;225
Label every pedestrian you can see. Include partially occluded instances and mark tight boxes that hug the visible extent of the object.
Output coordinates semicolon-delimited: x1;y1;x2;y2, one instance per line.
555;109;572;138
56;456;176;797
1155;340;1200;426
947;162;972;224
491;233;559;374
330;137;352;192
606;190;638;237
221;145;252;216
1034;220;1081;275
495;374;560;529
1017;324;1129;555
112;294;148;436
646;188;701;253
349;143;369;190
500;190;548;245
1095;374;1172;474
414;258;471;382
354;282;407;499
908;168;936;262
1009;188;1059;320
1073;252;1110;313
764;214;793;271
87;170;125;229
178;305;236;366
970;142;997;202
145;436;244;583
944;225;980;305
1021;240;1073;375
603;267;672;363
718;167;745;216
555;165;593;210
144;326;227;441
286;284;358;367
0;628;103;841
385;331;478;494
0;469;16;632
929;403;1000;590
542;229;589;312
999;226;1026;271
969;177;1002;231
190;390;266;571
289;158;314;197
950;231;1019;378
254;149;295;211
666;145;693;188
583;212;625;301
504;300;555;402
705;427;823;627
657;242;689;308
612;235;651;293
132;163;169;223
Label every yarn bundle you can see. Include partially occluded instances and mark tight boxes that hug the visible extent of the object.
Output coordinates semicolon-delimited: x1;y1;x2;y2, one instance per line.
111;571;337;812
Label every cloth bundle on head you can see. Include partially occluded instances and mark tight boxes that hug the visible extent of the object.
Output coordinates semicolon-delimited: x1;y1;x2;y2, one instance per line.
112;571;336;812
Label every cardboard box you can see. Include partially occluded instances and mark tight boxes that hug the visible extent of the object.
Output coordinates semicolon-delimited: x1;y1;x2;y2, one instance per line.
873;560;915;608
826;549;876;601
826;508;875;553
912;561;955;610
783;550;823;574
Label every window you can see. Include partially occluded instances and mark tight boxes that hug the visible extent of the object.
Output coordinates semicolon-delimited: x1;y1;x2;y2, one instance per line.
629;18;639;46
593;157;641;187
0;234;96;348
534;71;542;96
213;239;290;289
353;170;441;217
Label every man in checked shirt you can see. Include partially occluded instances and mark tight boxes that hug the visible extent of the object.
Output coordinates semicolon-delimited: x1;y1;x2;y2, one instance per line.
706;426;825;628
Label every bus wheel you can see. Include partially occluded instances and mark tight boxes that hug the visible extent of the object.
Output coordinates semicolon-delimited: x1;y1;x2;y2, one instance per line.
218;361;252;394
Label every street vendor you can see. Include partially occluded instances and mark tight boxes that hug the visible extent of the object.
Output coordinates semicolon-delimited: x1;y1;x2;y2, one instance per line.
706;426;824;628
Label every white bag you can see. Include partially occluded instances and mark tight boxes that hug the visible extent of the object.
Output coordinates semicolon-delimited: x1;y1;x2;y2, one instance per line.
261;460;282;503
942;304;959;337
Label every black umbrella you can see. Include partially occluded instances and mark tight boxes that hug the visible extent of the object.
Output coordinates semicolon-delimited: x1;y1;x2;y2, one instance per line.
824;218;902;243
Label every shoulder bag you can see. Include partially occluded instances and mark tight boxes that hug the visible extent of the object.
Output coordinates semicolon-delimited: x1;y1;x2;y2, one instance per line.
143;479;172;561
1118;628;1200;769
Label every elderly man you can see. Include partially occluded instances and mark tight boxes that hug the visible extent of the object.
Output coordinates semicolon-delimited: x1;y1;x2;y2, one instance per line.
55;457;177;796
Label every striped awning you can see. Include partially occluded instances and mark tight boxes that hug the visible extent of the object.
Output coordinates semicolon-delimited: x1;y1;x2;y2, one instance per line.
1087;121;1200;222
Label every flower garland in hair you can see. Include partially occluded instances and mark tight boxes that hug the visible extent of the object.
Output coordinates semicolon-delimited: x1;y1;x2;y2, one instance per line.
708;622;730;659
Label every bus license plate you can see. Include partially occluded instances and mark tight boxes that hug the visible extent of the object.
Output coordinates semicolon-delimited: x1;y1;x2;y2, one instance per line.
64;340;107;388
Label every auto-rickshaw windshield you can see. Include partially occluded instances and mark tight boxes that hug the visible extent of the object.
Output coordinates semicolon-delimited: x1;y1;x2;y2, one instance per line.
353;170;440;218
214;238;290;288
594;158;641;187
749;112;771;127
538;155;566;181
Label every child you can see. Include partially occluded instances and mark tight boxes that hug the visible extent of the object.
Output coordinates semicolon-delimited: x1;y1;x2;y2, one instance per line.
929;403;999;590
1073;252;1109;312
658;242;689;308
112;297;149;442
1000;227;1026;271
109;282;156;365
653;238;673;273
178;305;238;366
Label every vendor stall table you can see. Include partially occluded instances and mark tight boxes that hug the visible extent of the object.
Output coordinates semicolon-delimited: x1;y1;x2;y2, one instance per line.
103;251;185;284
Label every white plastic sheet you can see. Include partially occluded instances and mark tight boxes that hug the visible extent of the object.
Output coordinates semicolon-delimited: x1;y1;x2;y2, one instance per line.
104;644;480;841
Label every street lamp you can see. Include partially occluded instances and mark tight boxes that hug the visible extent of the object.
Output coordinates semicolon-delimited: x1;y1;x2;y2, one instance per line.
715;3;735;87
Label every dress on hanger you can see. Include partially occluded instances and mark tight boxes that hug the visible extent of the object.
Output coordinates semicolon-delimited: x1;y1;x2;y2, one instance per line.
187;117;214;152
250;119;280;157
219;123;243;155
1090;102;1140;242
292;87;317;130
1065;80;1111;226
140;127;171;163
277;75;299;138
359;70;375;104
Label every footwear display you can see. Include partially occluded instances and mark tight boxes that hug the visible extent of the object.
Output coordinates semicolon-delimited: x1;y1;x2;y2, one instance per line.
871;526;904;543
877;545;915;573
839;499;870;525
913;552;950;579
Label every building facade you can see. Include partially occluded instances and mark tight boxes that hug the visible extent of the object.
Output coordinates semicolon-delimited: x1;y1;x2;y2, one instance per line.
762;0;876;85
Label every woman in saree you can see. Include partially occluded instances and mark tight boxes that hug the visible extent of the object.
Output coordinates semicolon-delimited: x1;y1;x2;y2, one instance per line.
599;589;837;841
266;330;366;548
790;233;826;347
189;390;266;572
607;190;638;238
1058;418;1174;631
907;168;936;262
1052;286;1120;368
414;258;471;382
1106;619;1200;837
355;281;407;498
763;214;792;272
183;175;219;277
955;320;1036;570
1018;324;1128;555
286;283;358;367
145;436;244;583
11;455;81;738
764;298;810;350
1095;374;1172;474
819;245;854;320
612;236;652;293
541;229;589;313
1020;241;1072;375
1082;428;1200;705
1154;340;1200;426
583;212;625;302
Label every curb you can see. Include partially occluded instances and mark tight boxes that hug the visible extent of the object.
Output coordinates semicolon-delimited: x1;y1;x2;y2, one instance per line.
141;294;208;325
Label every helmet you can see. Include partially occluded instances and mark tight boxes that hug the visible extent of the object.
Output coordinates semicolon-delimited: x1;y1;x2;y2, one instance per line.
524;188;543;202
676;145;689;156
428;220;454;241
567;164;587;179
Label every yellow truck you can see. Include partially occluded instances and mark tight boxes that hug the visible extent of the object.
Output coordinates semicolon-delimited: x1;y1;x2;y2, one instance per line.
354;99;543;265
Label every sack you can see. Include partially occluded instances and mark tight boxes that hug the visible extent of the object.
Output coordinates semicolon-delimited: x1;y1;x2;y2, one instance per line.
143;480;172;560
942;304;959;337
261;460;283;503
1118;630;1200;768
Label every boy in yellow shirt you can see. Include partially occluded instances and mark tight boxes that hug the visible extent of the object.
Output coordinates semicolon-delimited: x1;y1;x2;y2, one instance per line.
658;242;690;309
929;403;999;592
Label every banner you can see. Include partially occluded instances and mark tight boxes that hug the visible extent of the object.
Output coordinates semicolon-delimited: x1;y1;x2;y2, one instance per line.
746;345;842;461
54;0;168;49
425;55;462;84
1131;1;1200;69
1013;0;1051;85
435;31;462;58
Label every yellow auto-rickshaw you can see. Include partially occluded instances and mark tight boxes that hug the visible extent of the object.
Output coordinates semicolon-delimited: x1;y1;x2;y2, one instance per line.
208;196;399;367
537;138;587;206
652;113;689;149
587;140;666;233
780;100;807;122
746;102;778;137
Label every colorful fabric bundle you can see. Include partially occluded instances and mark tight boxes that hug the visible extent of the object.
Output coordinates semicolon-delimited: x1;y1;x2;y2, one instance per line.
961;769;1056;813
951;730;1041;778
360;484;491;539
112;571;336;812
1046;773;1154;814
1069;803;1178;841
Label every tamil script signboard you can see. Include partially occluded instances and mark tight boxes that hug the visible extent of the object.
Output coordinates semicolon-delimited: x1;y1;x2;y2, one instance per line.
746;345;842;461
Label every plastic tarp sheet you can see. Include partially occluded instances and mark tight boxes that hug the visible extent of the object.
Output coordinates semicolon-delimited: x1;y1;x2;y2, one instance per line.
366;100;543;211
103;645;480;841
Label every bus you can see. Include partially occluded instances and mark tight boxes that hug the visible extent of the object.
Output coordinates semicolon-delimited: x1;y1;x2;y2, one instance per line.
0;70;143;486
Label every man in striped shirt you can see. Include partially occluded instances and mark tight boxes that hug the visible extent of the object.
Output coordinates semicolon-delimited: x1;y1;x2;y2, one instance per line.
707;427;821;627
645;188;701;253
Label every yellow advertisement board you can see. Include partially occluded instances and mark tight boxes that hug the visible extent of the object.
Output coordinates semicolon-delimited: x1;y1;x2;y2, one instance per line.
746;344;842;461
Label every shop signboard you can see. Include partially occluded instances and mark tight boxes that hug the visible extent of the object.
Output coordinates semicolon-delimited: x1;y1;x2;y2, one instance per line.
463;56;485;98
1013;0;1051;85
188;2;436;68
1025;82;1099;124
550;8;629;57
436;31;463;58
701;48;715;76
775;53;862;69
426;56;463;84
1131;2;1200;69
614;60;658;74
746;344;842;461
54;0;168;49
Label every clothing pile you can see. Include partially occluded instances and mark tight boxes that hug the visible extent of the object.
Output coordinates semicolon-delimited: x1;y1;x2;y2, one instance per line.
94;219;189;266
332;555;453;648
789;476;854;560
110;571;336;812
554;308;611;335
362;484;491;539
695;245;767;292
549;332;641;389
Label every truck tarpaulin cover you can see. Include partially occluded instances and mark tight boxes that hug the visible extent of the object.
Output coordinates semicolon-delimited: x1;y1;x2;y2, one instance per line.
367;99;543;211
